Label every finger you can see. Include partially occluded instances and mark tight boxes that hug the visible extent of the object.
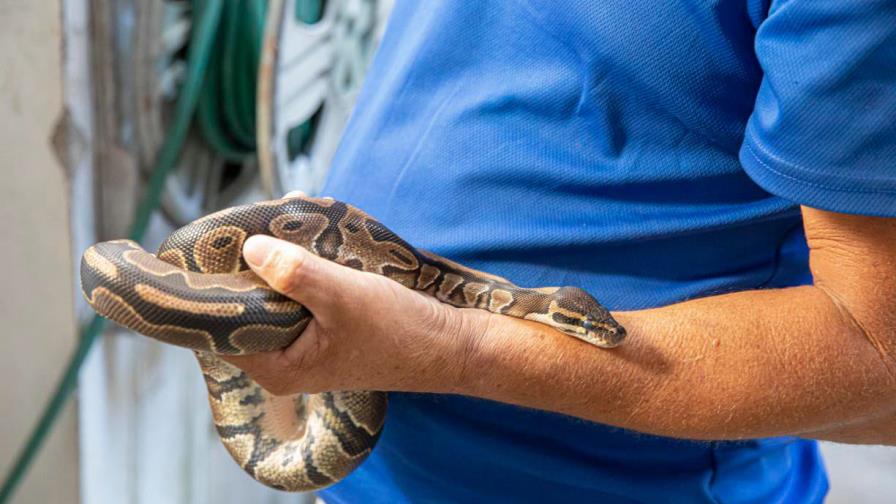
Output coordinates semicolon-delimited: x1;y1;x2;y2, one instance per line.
221;351;294;395
242;234;360;313
221;319;330;395
221;351;278;375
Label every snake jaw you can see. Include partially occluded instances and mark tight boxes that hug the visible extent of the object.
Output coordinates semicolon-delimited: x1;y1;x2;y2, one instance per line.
552;317;626;349
579;316;626;349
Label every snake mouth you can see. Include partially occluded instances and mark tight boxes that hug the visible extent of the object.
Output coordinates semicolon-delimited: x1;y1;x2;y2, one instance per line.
580;317;626;348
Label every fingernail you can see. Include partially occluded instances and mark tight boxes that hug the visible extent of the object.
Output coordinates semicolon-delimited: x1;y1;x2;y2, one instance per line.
243;235;277;267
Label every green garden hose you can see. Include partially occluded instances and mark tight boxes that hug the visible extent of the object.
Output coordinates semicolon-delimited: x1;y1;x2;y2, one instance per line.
196;0;267;162
194;0;324;164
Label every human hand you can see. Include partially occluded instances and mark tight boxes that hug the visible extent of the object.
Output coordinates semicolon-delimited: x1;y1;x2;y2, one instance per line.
220;194;491;396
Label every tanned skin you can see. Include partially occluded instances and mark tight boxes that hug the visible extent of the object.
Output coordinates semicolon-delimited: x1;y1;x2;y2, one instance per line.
225;200;896;446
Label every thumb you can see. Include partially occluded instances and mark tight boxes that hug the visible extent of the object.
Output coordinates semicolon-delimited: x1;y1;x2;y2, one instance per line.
242;234;357;314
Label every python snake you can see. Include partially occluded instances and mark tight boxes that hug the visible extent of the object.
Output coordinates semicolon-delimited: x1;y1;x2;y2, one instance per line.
79;196;625;491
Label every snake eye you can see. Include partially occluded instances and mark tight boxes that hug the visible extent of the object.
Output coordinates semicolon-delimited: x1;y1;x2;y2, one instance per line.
581;319;595;331
212;236;234;249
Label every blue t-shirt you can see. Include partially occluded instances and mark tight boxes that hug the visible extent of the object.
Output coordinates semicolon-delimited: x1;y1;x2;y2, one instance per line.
318;1;896;502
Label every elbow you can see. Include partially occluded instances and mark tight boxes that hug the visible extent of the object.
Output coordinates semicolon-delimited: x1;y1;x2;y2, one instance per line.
819;283;896;383
862;324;896;384
847;304;896;381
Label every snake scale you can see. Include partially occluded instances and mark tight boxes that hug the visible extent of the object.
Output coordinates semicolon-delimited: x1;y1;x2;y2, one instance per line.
79;196;625;491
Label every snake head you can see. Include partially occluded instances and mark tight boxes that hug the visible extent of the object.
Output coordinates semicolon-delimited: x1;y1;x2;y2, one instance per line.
552;287;626;348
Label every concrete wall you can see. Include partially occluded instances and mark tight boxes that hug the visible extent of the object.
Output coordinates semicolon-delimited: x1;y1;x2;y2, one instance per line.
0;1;80;503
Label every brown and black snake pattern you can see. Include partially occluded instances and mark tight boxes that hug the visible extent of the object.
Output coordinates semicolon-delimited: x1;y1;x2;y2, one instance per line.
79;196;625;491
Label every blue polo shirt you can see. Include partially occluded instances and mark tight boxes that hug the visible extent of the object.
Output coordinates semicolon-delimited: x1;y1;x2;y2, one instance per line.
318;1;896;502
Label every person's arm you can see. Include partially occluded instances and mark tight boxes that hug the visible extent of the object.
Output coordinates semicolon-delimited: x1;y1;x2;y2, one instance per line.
224;205;896;446
460;208;896;444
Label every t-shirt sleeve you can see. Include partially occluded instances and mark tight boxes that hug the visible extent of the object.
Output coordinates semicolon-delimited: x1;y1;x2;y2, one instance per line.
739;0;896;217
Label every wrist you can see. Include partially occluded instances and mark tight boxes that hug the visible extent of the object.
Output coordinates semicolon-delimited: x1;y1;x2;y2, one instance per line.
437;308;501;395
444;309;527;397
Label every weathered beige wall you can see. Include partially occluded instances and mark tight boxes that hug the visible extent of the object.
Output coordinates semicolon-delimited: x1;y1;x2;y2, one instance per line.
0;1;80;503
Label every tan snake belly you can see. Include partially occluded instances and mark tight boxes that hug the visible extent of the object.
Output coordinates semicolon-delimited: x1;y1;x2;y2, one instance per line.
79;196;624;491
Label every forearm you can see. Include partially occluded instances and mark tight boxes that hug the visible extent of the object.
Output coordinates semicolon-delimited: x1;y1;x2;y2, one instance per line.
225;206;896;445
450;284;896;443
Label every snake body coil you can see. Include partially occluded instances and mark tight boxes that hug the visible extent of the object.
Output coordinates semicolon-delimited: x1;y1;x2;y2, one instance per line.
80;196;624;491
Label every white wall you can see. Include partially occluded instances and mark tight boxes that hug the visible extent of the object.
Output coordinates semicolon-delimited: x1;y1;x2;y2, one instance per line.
0;1;80;503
